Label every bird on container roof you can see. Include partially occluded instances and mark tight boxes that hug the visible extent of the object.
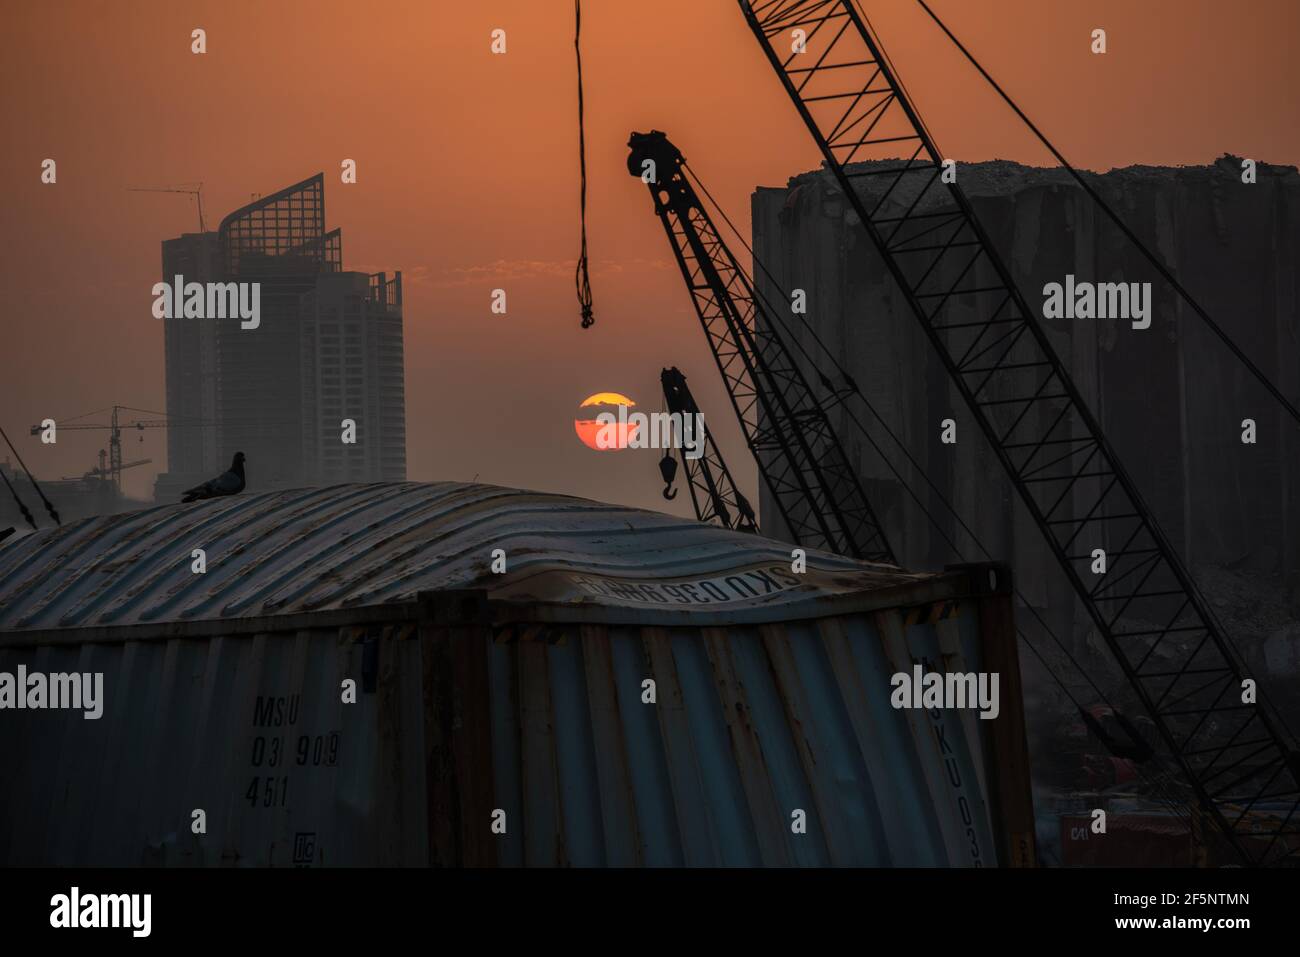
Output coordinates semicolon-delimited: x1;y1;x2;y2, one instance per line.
181;452;246;502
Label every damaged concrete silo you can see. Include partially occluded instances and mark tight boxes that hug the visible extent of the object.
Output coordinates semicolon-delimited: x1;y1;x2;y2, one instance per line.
752;156;1300;686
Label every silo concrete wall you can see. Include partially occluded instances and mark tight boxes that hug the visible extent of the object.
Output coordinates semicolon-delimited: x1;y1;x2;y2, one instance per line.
753;157;1300;667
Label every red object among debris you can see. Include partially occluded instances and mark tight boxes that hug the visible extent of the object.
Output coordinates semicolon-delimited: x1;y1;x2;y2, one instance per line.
1061;814;1194;867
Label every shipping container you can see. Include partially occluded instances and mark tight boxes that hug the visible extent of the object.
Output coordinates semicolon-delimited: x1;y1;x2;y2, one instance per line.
0;481;1034;866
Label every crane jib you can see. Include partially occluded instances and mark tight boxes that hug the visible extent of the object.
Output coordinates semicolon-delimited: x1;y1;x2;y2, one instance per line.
629;130;896;564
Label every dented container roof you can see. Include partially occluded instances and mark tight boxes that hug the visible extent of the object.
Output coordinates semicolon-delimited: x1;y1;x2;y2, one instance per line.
0;482;945;637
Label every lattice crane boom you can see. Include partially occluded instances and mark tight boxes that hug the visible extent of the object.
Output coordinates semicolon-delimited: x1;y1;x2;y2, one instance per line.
737;0;1300;865
629;130;894;563
660;366;759;534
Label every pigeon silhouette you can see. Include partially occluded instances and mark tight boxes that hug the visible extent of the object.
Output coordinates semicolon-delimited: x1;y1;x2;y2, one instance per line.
181;452;246;503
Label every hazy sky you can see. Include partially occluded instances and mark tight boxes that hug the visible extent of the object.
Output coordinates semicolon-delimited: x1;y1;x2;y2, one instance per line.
2;0;1297;514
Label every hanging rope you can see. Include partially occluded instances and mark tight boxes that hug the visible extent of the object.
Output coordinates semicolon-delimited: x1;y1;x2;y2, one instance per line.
574;0;595;329
0;424;59;525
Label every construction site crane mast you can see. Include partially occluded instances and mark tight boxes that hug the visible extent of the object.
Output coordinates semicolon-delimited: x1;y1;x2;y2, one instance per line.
735;0;1300;865
660;366;759;534
628;130;894;564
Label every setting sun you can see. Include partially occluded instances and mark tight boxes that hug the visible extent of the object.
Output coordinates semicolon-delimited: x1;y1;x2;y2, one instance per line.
575;392;637;451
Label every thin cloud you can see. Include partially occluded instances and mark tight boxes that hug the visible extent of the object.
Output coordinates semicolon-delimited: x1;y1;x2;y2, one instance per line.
421;257;673;289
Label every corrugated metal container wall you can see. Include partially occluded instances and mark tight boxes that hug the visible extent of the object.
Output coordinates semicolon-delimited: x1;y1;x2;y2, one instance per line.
0;482;1034;866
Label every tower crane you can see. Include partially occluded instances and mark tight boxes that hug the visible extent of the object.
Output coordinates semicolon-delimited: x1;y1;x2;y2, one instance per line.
628;130;894;564
127;183;206;233
735;0;1299;865
30;406;208;494
659;366;758;533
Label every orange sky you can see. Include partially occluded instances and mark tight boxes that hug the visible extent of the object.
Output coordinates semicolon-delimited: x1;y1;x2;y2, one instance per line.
2;0;1297;513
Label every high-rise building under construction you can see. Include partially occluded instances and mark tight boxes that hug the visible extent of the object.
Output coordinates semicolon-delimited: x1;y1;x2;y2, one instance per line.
154;174;405;499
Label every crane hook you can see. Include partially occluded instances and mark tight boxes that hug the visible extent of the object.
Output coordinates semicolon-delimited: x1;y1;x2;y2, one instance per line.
659;452;678;500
